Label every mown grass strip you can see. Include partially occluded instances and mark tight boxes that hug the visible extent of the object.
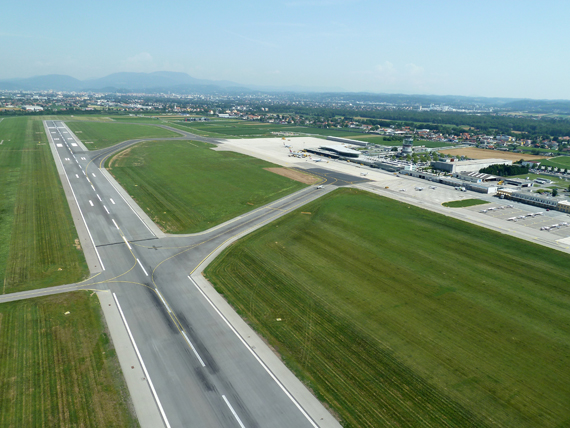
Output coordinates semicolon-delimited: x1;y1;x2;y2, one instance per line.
0;117;88;294
442;199;489;208
205;188;570;428
0;291;139;427
105;140;307;233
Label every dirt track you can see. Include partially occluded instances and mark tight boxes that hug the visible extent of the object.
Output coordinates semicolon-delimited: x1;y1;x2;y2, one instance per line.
438;148;548;161
264;167;321;184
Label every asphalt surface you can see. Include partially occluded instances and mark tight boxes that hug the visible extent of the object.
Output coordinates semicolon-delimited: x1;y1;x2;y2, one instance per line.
41;121;341;428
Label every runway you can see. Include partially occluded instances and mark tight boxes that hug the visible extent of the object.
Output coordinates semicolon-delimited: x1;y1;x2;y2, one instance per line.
42;120;341;428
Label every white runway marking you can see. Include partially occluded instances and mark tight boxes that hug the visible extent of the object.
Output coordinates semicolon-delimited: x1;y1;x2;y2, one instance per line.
97;194;102;201
75;174;79;178
92;173;96;177
81;157;86;160
110;198;115;205
65;158;70;161
113;294;171;428
71;143;77;146
54;138;60;140
56;144;63;147
222;395;246;428
188;275;319;428
122;235;132;250
89;200;94;206
103;205;109;214
112;219;119;229
182;331;206;367
91;184;96;191
156;290;171;313
136;258;148;276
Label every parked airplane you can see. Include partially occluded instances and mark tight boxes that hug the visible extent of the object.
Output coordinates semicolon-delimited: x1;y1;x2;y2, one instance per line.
415;186;423;191
429;186;437;190
360;172;368;176
312;157;323;162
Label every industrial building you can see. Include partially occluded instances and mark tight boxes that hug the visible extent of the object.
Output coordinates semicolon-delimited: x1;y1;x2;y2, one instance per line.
496;188;569;210
402;170;498;193
432;159;512;173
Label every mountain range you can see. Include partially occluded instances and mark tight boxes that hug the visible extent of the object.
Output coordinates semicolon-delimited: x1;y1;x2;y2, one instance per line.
0;71;343;94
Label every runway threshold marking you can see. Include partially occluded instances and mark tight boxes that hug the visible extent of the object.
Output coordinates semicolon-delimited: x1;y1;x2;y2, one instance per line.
113;293;172;428
136;258;149;276
187;276;319;428
222;395;246;428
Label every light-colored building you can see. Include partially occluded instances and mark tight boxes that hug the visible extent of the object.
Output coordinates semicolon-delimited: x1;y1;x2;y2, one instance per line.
432;159;512;173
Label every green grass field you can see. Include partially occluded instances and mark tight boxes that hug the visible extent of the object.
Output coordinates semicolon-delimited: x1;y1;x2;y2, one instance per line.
0;117;88;294
66;122;180;149
106;140;307;233
205;188;570;428
442;199;489;207
0;291;139;427
171;120;367;139
539;156;570;169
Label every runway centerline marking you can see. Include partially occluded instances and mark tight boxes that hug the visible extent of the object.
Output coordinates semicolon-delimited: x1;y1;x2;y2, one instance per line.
181;331;206;367
110;198;115;205
103;205;110;214
222;395;246;428
75;174;79;178
88;200;94;207
136;259;149;276
112;219;119;230
122;235;132;250
97;194;102;201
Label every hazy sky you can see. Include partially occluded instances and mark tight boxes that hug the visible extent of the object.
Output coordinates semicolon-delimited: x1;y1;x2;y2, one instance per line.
2;0;569;99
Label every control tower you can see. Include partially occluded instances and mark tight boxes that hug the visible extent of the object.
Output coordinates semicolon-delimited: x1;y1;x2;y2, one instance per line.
401;136;414;155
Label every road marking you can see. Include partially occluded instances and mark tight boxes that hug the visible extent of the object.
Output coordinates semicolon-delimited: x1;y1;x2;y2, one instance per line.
122;235;132;250
81;157;86;160
91;184;96;191
71;143;77;146
97;194;102;201
188;275;319;428
181;331;206;367
156;289;171;313
112;219;119;230
103;205;109;214
89;200;94;207
92;173;96;178
222;395;246;428
83;171;86;176
65;158;70;161
136;258;148;276
75;174;79;178
56;144;63;147
113;293;172;428
110;198;115;205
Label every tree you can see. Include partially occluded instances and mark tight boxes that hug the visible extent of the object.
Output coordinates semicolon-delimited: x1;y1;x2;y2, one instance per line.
552;188;558;197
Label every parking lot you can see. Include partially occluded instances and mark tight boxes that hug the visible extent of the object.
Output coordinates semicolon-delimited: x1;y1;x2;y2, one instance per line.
467;202;570;238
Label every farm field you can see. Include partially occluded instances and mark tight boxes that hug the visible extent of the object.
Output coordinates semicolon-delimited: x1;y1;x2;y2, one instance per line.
539;155;570;170
106;140;307;233
66;121;180;149
0;117;88;294
0;291;139;427
439;147;547;161
205;188;570;428
171;120;367;139
442;198;488;207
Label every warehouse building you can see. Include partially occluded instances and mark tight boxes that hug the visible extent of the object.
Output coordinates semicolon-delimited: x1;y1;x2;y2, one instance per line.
432;159;512;173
